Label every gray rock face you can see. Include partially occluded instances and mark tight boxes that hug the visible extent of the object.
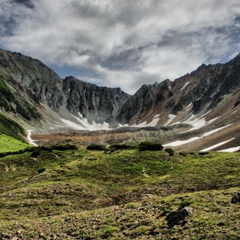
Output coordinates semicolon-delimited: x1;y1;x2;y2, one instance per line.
0;49;130;126
0;50;63;110
0;48;239;130
116;80;173;124
116;53;240;125
62;76;130;125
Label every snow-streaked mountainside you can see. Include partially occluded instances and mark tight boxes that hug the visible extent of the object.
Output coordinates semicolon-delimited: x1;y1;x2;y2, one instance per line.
0;49;239;151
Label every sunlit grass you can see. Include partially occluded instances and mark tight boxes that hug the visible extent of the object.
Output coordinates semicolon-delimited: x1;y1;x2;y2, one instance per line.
0;134;29;152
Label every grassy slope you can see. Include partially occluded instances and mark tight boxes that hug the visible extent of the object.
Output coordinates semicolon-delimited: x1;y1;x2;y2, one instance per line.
0;134;29;152
0;112;29;152
0;148;239;239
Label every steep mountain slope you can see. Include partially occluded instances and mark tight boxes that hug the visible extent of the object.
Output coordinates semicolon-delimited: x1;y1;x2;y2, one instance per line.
0;48;239;151
63;76;130;127
0;112;29;152
116;54;240;128
0;49;130;130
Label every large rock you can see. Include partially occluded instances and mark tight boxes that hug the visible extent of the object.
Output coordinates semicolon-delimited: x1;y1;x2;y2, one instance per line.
231;192;240;203
166;207;193;227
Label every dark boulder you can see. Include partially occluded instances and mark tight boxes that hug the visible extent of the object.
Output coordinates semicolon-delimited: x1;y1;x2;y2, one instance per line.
166;207;192;227
231;192;240;203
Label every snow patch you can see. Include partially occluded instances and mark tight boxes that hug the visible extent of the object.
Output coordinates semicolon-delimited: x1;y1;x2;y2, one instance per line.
182;114;206;131
181;82;190;91
200;138;235;151
61;115;111;131
181;114;219;132
27;130;38;147
164;124;232;148
163;136;201;147
131;114;160;128
165;114;177;126
202;124;231;137
218;146;240;152
148;114;160;126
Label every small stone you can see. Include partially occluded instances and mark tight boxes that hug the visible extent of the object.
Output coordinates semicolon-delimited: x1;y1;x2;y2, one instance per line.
16;229;22;235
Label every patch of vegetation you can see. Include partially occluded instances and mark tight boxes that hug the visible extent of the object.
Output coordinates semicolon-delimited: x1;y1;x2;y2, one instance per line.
109;143;136;151
86;144;106;151
0;134;29;153
0;148;239;239
165;147;175;156
138;141;163;151
0;112;25;141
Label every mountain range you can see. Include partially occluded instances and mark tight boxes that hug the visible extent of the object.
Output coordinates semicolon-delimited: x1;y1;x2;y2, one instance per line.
0;49;239;151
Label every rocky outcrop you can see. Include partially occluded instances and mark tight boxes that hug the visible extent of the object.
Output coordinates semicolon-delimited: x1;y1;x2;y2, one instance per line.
166;207;193;227
0;49;130;126
63;76;130;125
0;50;63;110
116;80;173;124
231;192;240;203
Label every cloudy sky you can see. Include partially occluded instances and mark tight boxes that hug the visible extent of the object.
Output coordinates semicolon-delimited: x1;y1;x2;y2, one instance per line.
1;0;240;94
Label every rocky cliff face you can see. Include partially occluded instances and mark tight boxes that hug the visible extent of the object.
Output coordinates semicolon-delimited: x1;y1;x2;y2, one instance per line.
115;54;240;128
0;49;131;128
63;76;130;126
0;50;63;110
0;48;239;151
0;48;239;144
116;80;173;124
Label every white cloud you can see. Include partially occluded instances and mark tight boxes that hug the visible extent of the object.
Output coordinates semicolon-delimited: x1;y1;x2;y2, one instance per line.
1;0;240;94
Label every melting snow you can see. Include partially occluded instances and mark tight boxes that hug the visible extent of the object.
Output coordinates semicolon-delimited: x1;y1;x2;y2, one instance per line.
130;114;160;128
164;124;232;148
218;146;240;152
61;115;111;131
181;114;219;132
165;114;177;126
27;130;38;147
200;138;235;151
202;124;231;137
182;114;206;131
181;82;190;91
163;136;201;147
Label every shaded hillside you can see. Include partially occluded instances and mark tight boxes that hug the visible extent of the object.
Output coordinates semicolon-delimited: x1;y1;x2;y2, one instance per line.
0;112;25;141
0;49;130;128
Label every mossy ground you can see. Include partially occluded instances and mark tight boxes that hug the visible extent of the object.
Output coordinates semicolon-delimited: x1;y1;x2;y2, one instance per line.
0;147;239;239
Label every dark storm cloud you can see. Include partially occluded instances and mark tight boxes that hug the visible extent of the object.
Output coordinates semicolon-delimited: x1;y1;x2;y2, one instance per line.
13;0;34;8
1;0;240;94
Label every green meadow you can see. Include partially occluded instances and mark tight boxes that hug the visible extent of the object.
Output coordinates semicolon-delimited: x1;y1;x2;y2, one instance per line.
0;144;239;239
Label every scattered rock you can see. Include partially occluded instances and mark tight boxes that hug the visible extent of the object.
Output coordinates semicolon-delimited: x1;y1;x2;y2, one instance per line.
166;207;193;227
231;192;240;203
0;232;11;239
64;216;71;222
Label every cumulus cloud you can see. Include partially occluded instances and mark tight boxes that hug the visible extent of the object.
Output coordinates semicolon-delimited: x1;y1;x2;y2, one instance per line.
0;0;240;94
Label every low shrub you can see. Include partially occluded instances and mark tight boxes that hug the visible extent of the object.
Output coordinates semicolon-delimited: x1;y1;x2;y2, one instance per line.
109;144;136;151
50;144;78;151
37;168;46;174
138;141;163;151
31;147;42;158
86;144;106;151
179;152;188;157
199;152;209;156
165;148;175;156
